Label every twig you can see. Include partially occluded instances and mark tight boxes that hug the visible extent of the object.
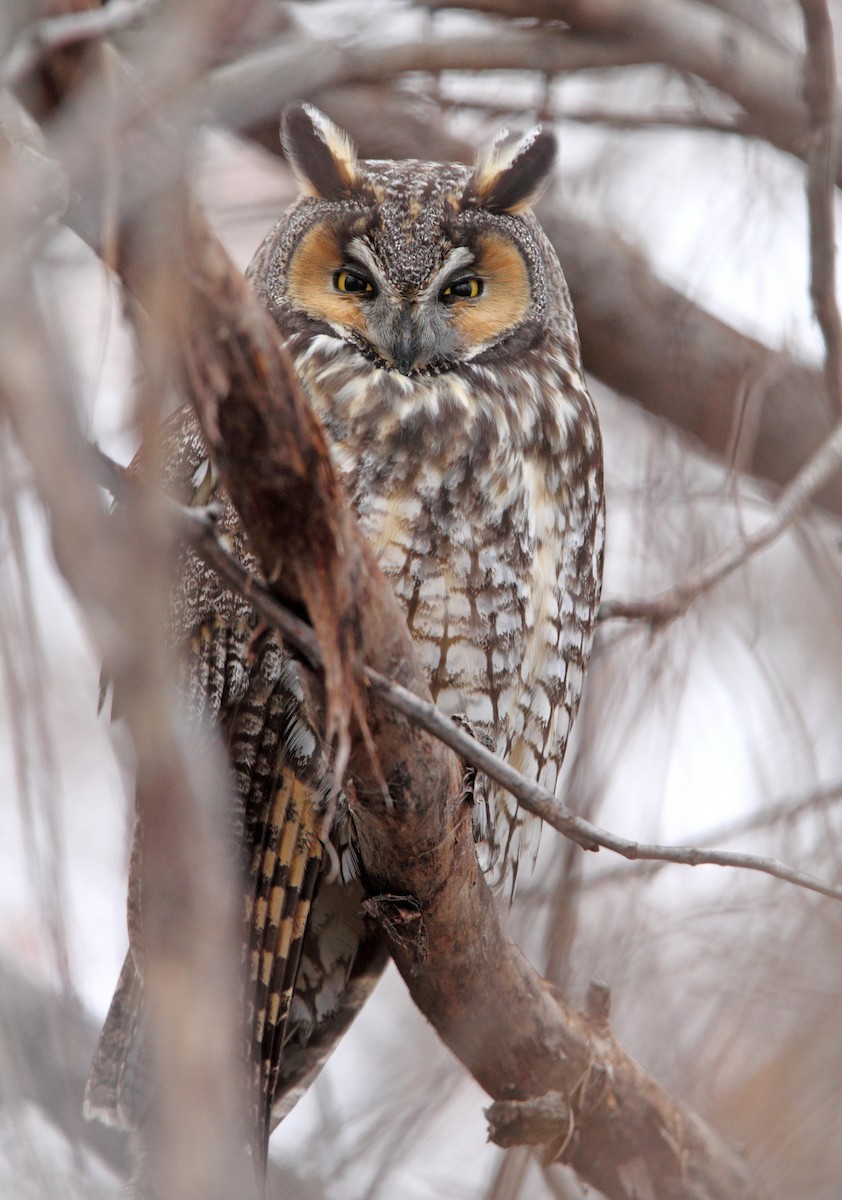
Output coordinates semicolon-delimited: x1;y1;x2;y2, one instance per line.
554;106;745;136
363;671;842;902
0;0;161;89
599;419;842;626
93;448;842;904
580;779;842;891
438;94;747;136
799;0;842;412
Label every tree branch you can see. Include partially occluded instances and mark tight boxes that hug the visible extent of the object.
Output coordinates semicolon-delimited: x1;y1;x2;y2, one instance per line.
0;0;161;90
0;288;254;1200
799;0;842;412
581;780;842;892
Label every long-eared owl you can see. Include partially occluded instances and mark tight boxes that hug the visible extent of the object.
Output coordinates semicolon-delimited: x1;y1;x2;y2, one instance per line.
85;103;604;1183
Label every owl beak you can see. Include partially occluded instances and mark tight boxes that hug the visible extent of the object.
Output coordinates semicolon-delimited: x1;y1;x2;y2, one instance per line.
393;308;422;375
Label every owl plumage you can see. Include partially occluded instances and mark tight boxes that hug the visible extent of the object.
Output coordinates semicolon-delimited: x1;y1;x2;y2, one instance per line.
85;104;604;1187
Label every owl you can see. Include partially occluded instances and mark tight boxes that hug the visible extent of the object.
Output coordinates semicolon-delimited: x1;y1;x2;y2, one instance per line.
85;104;604;1188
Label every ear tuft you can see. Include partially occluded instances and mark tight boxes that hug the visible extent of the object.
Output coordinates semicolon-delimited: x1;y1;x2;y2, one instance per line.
281;102;358;201
463;126;557;215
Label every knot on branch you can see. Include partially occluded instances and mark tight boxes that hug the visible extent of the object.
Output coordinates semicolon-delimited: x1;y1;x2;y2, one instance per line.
485;1092;572;1162
361;892;427;973
583;978;611;1029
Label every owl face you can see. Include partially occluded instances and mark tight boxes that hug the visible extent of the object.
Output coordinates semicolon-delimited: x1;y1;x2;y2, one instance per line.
269;104;559;377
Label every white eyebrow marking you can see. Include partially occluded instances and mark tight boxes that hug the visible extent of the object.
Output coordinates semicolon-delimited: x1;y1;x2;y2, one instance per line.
419;245;476;300
345;237;398;298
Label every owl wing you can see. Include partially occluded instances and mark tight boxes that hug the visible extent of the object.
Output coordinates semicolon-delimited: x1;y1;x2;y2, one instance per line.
200;617;332;1161
85;407;376;1169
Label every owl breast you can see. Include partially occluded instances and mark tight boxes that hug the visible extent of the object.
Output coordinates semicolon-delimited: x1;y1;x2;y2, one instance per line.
290;328;604;863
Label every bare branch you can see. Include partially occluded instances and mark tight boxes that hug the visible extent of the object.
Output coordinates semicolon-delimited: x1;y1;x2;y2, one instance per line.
799;0;842;412
364;670;842;904
581;780;842;891
438;93;747;136
0;289;254;1200
0;0;162;89
0;13;260;1192
599;420;842;626
555;105;746;136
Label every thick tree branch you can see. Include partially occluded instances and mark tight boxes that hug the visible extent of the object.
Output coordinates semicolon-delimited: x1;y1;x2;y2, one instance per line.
0;22;255;1197
0;288;253;1200
0;0;160;90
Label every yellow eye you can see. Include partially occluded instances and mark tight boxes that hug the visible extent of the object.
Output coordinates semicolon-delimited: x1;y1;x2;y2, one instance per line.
441;277;483;302
335;269;375;295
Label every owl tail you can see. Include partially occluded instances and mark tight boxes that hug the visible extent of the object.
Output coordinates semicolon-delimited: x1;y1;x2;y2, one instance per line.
246;775;328;1169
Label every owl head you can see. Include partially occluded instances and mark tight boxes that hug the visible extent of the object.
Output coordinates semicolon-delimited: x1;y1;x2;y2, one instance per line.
252;103;563;377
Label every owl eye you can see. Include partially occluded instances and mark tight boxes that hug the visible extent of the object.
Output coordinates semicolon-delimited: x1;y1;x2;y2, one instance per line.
334;269;375;296
440;277;483;302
